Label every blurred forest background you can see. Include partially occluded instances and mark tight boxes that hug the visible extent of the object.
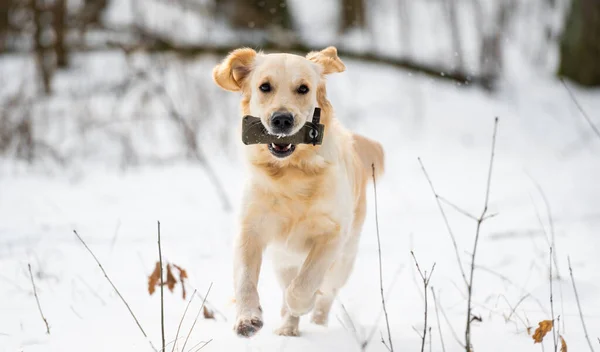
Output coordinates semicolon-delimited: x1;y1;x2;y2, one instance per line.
0;0;598;170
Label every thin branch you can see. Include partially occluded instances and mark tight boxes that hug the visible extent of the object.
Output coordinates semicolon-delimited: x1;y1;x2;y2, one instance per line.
411;251;436;352
182;283;213;352
170;288;196;352
431;288;446;352
418;157;468;286
336;302;363;348
465;117;499;352
372;163;394;352
550;248;557;352
27;264;50;334
526;173;560;279
568;257;596;352
560;78;600;143
190;289;227;322
158;221;166;352
362;260;406;350
73;230;157;352
437;195;478;221
189;339;213;352
435;290;465;349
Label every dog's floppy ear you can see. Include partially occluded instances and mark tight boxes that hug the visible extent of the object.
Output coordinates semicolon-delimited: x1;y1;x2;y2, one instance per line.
212;48;257;91
306;46;346;75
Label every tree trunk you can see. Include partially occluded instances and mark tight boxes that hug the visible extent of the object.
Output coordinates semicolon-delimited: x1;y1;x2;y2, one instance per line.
216;0;293;30
340;0;366;32
31;0;52;94
54;0;68;68
0;0;12;51
558;0;600;86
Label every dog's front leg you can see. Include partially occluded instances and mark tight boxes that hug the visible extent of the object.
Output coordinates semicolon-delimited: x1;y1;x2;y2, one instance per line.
285;234;341;317
233;227;264;337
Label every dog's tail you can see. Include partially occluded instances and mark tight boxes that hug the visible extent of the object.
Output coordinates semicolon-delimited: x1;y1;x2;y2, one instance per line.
352;133;385;181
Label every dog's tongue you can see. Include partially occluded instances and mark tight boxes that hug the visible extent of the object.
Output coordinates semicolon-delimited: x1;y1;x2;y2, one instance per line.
272;143;292;151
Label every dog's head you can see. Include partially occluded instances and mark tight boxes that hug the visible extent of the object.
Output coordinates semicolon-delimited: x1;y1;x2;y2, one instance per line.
213;47;345;159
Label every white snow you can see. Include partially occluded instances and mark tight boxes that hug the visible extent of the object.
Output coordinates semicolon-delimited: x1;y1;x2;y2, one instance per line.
2;0;600;350
1;49;600;352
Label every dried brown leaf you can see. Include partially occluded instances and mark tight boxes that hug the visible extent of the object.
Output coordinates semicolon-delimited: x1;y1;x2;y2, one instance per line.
166;264;177;292
173;264;188;280
532;320;553;343
173;264;188;300
203;305;215;320
526;326;532;335
148;262;160;295
560;335;567;352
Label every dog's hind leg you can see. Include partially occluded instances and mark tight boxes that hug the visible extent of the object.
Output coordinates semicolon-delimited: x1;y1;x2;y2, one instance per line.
274;265;301;336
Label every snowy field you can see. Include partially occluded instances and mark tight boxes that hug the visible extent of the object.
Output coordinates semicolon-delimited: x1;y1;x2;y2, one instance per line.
1;42;600;352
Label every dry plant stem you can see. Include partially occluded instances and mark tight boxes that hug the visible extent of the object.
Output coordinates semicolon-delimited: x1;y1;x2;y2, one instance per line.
372;163;393;352
157;221;166;352
465;117;498;352
189;339;213;352
362;261;406;350
527;174;560;279
431;288;447;352
191;289;227;322
411;251;436;352
182;282;213;352
560;78;600;142
171;289;197;352
73;230;158;352
550;248;557;352
27;264;50;335
418;158;468;286
568;257;596;352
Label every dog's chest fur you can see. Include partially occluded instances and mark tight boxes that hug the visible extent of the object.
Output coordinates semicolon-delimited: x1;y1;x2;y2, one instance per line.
244;163;354;254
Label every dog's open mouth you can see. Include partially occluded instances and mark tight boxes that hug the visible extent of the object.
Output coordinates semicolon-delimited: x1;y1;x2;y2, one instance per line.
268;143;296;158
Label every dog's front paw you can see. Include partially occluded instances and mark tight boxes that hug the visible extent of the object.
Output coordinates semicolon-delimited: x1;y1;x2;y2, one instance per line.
234;308;263;338
285;286;315;317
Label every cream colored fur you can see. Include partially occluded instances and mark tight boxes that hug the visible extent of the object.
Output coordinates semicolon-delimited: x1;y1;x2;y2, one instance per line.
212;46;385;337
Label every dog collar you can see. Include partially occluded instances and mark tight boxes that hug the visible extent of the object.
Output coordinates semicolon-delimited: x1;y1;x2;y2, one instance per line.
241;108;324;146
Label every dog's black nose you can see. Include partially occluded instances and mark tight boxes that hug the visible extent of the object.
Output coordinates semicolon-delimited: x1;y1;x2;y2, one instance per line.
271;112;294;134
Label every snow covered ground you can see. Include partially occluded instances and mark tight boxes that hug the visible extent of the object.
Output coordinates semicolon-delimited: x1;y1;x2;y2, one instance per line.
2;44;600;352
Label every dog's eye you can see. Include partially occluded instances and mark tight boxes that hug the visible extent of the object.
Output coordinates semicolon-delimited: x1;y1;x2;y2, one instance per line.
259;83;271;93
297;85;309;94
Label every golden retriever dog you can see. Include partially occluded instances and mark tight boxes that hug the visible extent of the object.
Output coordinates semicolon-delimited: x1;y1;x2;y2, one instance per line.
212;46;384;337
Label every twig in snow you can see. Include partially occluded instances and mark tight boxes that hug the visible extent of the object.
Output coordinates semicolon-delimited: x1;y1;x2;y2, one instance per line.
411;251;435;352
182;282;212;352
431;288;446;352
336;302;363;348
526;173;560;279
418;158;468;286
560;78;600;143
171;289;197;352
433;293;466;349
550;247;557;352
190;289;227;322
188;339;213;352
437;195;478;221
73;230;158;352
372;163;393;352
27;264;50;334
465;117;499;352
158;221;166;352
362;260;406;351
568;257;596;352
